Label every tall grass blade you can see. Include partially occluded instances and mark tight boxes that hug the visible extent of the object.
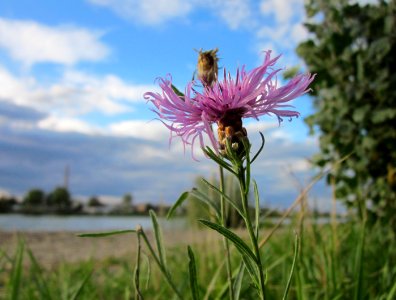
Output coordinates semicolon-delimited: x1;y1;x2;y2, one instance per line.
78;229;136;237
233;263;245;300
69;271;92;300
149;210;168;270
259;154;352;248
27;248;52;300
199;219;258;264
167;191;189;219
353;221;366;300
187;246;200;300
203;259;226;300
282;233;300;300
9;239;24;300
386;280;396;300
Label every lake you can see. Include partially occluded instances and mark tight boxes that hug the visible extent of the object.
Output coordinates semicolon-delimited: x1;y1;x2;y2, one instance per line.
0;214;186;232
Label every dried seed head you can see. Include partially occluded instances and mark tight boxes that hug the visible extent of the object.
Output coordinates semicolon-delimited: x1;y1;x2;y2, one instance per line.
136;224;143;233
197;48;219;87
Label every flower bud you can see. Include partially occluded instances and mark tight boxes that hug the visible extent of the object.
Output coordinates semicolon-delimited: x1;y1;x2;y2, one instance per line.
217;109;249;160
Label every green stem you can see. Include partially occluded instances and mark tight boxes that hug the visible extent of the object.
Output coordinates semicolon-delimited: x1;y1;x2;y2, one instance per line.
140;229;183;300
238;165;266;300
134;231;143;300
219;165;235;300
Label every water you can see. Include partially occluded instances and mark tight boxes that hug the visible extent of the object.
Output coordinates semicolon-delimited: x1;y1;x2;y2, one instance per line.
0;214;185;232
0;214;340;232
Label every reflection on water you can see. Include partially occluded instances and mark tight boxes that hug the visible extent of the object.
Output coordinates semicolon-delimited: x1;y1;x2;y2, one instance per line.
0;214;186;232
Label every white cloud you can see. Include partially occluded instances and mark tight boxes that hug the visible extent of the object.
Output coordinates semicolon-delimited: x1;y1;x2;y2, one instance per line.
244;120;278;133
108;120;168;140
255;0;308;66
38;116;99;135
88;0;192;25
291;23;309;43
207;0;253;30
260;0;303;24
0;66;156;118
88;0;253;29
0;18;109;66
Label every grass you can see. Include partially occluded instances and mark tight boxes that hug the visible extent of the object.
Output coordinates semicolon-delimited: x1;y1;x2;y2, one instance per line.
1;216;396;300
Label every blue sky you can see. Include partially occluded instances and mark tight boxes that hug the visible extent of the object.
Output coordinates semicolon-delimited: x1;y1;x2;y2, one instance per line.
0;0;334;209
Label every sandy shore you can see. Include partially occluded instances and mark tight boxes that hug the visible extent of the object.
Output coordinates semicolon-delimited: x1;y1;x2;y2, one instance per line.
0;229;220;269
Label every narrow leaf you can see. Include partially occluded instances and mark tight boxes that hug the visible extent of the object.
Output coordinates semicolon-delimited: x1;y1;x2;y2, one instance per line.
201;178;244;218
251;132;265;164
78;229;136;237
167;191;189;219
10;240;24;300
386;280;396;300
149;210;168;270
188;246;200;300
190;188;221;219
134;231;143;300
27;248;52;300
253;180;260;238
353;221;366;300
203;147;236;175
242;255;260;290
69;271;93;300
203;259;226;300
282;234;300;300
233;263;245;300
171;84;185;97
199;219;258;264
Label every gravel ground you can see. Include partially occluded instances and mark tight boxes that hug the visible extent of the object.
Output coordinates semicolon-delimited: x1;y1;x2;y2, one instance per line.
0;229;219;269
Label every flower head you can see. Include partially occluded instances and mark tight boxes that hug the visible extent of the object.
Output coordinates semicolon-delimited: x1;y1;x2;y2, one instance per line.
196;48;219;87
144;51;315;158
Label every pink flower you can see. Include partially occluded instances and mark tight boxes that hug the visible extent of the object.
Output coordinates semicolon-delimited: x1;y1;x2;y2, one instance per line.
144;51;315;156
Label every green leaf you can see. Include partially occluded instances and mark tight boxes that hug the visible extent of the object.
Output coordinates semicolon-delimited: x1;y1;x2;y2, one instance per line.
371;109;396;124
134;231;143;300
69;271;92;300
241;255;260;290
171;84;185;97
27;248;52;300
386;280;396;300
167;191;189;219
353;221;366;300
251;132;265;164
78;229;136;237
10;240;24;300
233;262;245;299
187;246;200;300
200;178;244;218
202;147;236;175
199;219;258;264
190;188;221;219
282;234;300;300
149;210;168;270
253;180;260;238
352;106;368;123
203;259;226;300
